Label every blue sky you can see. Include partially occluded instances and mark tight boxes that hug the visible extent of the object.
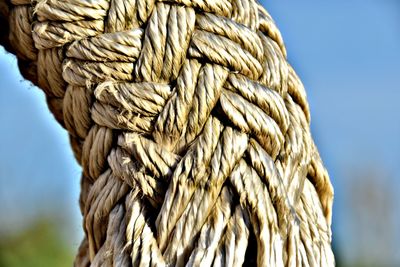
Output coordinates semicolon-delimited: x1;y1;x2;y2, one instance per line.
0;0;399;265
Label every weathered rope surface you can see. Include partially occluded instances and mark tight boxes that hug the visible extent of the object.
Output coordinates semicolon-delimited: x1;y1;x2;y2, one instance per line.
0;0;334;266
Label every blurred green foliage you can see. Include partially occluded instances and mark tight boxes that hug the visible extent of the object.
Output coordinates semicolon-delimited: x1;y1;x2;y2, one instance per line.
0;220;74;267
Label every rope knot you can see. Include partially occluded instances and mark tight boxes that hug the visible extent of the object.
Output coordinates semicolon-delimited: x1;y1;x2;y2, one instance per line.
0;0;335;265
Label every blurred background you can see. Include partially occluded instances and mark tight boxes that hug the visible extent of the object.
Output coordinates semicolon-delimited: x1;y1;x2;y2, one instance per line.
0;0;399;266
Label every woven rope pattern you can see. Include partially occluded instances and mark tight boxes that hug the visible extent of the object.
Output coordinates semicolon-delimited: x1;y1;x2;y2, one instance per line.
1;0;334;266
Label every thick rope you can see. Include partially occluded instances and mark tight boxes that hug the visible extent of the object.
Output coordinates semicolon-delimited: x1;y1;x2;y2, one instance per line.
0;0;334;266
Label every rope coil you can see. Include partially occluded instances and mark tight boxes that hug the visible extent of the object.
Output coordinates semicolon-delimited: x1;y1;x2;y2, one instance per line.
0;0;334;266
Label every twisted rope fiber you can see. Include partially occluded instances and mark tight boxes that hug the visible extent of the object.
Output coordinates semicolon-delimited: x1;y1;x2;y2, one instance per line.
1;0;335;266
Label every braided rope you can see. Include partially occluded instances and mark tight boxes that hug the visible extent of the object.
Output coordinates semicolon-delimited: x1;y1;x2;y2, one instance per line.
0;0;334;266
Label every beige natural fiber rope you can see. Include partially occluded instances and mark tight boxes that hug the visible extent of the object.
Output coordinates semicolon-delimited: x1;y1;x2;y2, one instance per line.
1;0;334;266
